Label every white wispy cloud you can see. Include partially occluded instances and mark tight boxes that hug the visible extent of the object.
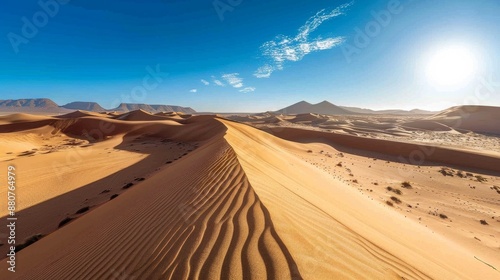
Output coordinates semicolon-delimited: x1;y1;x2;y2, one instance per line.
201;79;209;85
254;2;352;78
203;73;256;92
212;76;225;86
239;87;255;93
222;73;244;88
189;89;197;93
254;65;274;78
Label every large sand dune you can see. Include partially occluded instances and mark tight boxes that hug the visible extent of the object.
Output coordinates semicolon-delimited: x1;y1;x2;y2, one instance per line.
0;111;499;279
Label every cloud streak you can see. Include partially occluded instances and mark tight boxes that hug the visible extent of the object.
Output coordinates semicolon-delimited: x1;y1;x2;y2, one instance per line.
254;2;352;78
202;73;256;92
239;87;255;93
212;76;225;87
189;89;197;93
222;73;244;88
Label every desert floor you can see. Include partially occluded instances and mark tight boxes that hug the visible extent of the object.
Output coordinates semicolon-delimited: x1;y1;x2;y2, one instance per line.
0;109;499;279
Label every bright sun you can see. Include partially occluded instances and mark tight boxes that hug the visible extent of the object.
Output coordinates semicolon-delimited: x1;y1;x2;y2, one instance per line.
426;46;477;90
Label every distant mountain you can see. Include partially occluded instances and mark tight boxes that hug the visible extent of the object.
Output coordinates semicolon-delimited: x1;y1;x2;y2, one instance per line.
62;101;106;112
340;106;435;115
112;103;195;114
0;98;68;112
276;101;354;115
0;99;196;114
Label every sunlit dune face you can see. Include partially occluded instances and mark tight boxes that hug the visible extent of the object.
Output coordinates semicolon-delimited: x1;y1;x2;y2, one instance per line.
426;46;477;89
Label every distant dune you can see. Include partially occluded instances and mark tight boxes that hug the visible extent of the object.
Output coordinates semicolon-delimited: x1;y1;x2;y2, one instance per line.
403;105;500;135
0;110;499;279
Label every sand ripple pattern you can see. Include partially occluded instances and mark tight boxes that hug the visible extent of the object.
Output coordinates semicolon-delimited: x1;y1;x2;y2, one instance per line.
13;140;301;280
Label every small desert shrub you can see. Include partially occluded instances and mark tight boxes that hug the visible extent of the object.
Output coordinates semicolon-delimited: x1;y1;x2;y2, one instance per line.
122;183;134;189
386;186;393;191
307;150;313;153
336;162;342;167
110;194;119;200
475;175;487;183
439;214;448;219
15;234;44;253
401;181;412;189
393;189;403;195
75;206;90;214
480;220;489;225
353;179;358;183
134;177;145;182
386;201;394;207
58;217;73;228
390;196;402;204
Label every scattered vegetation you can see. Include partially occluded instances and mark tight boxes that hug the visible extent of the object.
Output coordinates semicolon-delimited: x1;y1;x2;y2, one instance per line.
110;194;119;200
401;181;412;189
390;196;402;204
134;177;145;182
480;220;489;225
387;186;403;195
439;167;454;177
492;186;500;194
100;189;110;194
386;201;394;207
307;150;313;153
122;183;134;189
439;168;478;180
18;150;36;157
439;214;448;219
15;234;44;253
336;162;342;167
475;175;487;183
58;217;73;228
75;206;90;214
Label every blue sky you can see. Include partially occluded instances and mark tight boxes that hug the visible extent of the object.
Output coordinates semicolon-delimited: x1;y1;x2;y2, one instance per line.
1;0;499;112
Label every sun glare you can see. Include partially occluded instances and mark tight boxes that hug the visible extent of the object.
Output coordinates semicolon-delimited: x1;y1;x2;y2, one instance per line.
426;45;477;90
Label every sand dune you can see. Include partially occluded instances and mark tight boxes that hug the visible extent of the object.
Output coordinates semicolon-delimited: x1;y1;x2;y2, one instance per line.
0;112;499;279
56;110;110;119
422;105;500;135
